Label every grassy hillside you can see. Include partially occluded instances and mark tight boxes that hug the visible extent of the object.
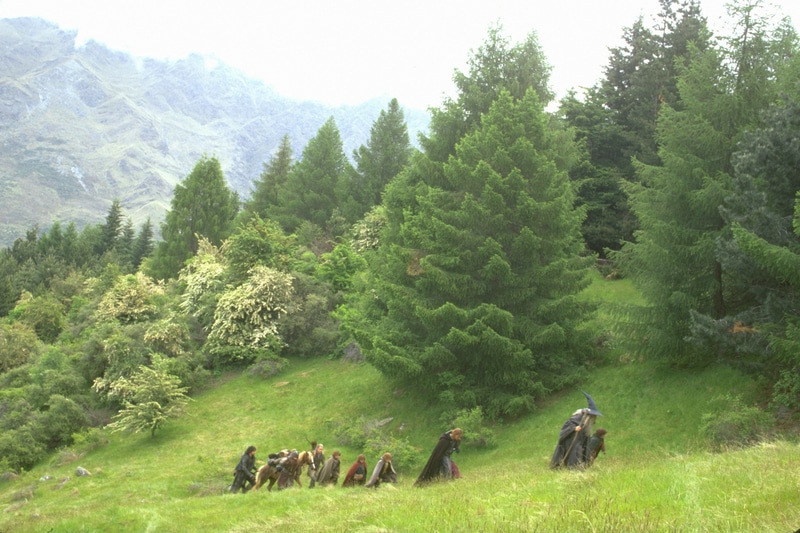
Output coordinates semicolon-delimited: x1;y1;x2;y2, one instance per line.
0;276;796;532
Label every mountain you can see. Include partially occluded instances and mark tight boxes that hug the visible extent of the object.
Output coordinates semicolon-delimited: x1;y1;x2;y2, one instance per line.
0;17;430;247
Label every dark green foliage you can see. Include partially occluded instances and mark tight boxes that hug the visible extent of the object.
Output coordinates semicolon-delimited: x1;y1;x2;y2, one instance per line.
559;90;637;255
421;25;553;163
272;118;353;232
347;99;413;220
131;218;154;271
15;294;65;343
612;5;797;365
700;393;774;449
343;89;596;417
32;394;89;450
278;272;340;359
97;199;124;256
0;425;46;472
244;134;294;219
148;156;240;280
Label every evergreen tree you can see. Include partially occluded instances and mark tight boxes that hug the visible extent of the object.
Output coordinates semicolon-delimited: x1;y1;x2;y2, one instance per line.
559;89;637;256
244;134;294;218
421;25;553;163
613;1;795;364
346;99;413;220
688;99;800;382
343;89;595;417
131;218;154;271
116;219;136;270
98;199;124;256
273;118;352;232
148;156;239;280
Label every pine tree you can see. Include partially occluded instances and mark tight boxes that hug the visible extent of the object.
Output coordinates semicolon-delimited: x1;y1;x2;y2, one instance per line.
131;218;154;271
273;118;352;232
346;98;412;221
148;156;239;280
98;199;124;256
245;134;294;218
344;89;595;417
613;1;795;364
421;25;553;163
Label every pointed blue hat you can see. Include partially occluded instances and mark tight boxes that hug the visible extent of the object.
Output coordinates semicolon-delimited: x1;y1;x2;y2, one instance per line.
582;390;603;416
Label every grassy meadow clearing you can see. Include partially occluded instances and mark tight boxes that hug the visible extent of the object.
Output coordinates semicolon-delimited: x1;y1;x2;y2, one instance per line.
0;273;797;532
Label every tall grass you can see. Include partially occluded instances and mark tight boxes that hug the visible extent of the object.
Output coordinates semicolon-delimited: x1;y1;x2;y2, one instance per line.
0;275;795;532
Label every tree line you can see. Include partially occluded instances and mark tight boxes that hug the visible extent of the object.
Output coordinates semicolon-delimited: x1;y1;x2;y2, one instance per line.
1;0;798;472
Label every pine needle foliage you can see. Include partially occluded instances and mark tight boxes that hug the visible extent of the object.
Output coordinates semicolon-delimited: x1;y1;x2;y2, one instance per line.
343;90;595;418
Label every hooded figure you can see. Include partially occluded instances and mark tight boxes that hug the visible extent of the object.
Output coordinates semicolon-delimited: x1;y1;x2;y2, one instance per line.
415;428;462;485
316;450;341;486
341;454;368;487
365;452;397;488
550;392;603;469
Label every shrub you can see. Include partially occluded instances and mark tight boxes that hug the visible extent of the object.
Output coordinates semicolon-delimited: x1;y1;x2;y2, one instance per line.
364;434;419;473
441;406;497;448
700;393;774;449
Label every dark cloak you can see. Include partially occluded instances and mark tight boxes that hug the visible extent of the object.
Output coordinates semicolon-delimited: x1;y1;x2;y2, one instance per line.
550;411;594;468
415;430;460;485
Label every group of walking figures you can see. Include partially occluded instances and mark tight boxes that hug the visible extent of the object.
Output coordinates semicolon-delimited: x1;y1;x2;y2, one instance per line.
229;428;464;493
230;392;605;493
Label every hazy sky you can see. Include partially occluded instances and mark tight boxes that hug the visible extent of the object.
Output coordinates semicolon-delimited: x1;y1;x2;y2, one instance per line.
1;0;797;109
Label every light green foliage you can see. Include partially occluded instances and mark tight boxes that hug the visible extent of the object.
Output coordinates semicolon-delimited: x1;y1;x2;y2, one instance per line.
91;325;149;396
316;241;366;293
222;215;296;281
144;313;190;358
442;406;496;448
179;238;226;328
103;356;191;438
350;205;386;253
94;272;163;324
0;321;39;373
208;265;294;352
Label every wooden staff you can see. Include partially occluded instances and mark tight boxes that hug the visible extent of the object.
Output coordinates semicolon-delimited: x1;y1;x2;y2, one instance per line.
559;410;590;467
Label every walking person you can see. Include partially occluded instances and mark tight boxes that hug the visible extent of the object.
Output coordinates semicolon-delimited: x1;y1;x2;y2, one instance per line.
415;428;463;485
230;445;258;493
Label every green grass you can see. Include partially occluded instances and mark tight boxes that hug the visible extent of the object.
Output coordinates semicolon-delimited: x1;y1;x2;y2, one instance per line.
0;274;796;532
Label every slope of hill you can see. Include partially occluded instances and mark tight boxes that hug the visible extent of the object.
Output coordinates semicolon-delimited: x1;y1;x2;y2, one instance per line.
0;355;794;532
0;273;795;531
0;17;430;247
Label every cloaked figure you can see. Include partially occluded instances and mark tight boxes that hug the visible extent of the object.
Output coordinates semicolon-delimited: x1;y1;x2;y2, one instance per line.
415;428;462;485
550;392;603;469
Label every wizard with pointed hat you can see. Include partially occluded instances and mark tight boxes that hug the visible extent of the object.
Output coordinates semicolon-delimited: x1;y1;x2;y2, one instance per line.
549;391;603;469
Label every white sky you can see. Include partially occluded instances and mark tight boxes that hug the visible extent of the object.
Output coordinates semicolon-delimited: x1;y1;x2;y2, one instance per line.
1;0;798;109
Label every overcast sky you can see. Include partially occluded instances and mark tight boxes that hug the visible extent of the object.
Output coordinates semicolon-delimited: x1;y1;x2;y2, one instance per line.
1;0;798;109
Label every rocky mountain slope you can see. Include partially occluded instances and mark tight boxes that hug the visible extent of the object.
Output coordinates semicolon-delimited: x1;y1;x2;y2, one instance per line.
0;17;429;247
